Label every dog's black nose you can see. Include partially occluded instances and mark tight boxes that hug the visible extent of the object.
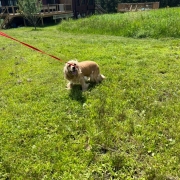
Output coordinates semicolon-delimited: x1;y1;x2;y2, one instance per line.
72;66;75;71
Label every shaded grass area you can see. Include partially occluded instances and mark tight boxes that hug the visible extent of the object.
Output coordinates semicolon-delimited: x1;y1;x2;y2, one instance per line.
0;27;180;179
58;7;180;38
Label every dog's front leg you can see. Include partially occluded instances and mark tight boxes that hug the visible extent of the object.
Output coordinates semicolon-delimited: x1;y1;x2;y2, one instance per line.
66;81;73;89
80;77;89;91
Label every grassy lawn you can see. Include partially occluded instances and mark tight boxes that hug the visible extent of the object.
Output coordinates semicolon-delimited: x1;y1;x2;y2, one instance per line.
0;8;180;179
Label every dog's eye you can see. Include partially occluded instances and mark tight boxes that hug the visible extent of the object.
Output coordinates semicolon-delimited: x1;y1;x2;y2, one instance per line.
68;64;71;67
74;63;76;66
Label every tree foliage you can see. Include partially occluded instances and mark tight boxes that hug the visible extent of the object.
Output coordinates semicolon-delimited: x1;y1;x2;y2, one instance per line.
96;0;180;13
17;0;42;29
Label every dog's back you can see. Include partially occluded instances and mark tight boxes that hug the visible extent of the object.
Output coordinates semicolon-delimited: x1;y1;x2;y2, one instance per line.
78;61;100;76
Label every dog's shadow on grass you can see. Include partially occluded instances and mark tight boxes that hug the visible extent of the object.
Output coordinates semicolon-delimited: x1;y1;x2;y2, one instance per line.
69;85;86;103
87;82;97;91
69;83;97;103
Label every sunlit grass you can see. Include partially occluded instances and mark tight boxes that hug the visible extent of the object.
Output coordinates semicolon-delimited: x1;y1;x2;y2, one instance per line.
58;7;180;38
0;23;180;179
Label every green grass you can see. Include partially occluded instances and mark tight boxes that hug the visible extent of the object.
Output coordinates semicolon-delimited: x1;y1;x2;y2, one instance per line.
58;7;180;38
0;9;180;179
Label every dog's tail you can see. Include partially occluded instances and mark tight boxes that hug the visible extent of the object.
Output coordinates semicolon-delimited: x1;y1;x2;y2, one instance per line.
97;74;105;82
101;74;105;79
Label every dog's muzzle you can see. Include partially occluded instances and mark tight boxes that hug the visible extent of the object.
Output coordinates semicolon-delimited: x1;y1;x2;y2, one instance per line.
71;68;77;75
72;66;76;71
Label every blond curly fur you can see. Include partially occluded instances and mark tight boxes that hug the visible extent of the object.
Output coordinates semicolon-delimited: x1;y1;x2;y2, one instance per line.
63;60;105;91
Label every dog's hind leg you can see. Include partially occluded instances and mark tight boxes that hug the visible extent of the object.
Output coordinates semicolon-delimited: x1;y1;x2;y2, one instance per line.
91;70;102;83
90;70;101;83
80;77;89;91
90;72;96;82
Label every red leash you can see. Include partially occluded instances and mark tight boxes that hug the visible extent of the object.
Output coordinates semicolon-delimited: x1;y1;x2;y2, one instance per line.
0;31;64;62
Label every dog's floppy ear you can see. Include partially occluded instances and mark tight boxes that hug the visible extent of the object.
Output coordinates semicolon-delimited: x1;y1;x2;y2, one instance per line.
63;63;69;74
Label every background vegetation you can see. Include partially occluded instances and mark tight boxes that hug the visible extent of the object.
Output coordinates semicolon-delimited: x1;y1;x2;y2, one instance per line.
0;8;180;180
17;0;42;30
59;7;180;39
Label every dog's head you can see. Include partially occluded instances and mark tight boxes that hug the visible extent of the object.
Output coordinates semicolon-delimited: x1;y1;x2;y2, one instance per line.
64;60;79;77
